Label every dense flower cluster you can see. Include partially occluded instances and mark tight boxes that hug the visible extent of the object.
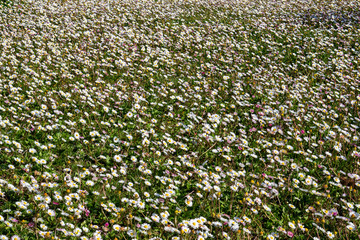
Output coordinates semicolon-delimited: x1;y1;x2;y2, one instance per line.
0;0;360;239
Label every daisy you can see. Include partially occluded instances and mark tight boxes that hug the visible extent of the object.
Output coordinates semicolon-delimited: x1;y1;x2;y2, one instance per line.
113;155;122;162
185;199;193;207
74;132;80;139
113;224;121;231
151;214;160;222
142;223;151;230
47;209;56;217
263;205;272;212
267;235;275;240
288;222;296;229
346;224;356;231
190;220;199;229
327;231;335;239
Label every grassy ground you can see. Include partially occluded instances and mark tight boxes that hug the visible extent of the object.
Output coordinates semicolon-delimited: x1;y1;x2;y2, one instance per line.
0;0;360;239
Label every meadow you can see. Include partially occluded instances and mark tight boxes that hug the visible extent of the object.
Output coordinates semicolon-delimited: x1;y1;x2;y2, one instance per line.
0;0;360;239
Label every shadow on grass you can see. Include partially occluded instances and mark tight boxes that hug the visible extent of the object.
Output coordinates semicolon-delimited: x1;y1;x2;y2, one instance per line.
297;9;360;29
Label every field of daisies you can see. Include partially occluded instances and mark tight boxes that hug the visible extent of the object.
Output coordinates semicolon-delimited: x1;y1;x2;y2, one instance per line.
0;0;360;239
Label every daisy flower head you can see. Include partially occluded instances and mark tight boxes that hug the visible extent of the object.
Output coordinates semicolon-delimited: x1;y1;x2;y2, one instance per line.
138;201;145;209
304;177;313;185
267;235;275;240
141;223;151;230
222;231;230;239
74;132;80;139
126;112;133;118
346;224;356;231
113;155;122;162
151;214;160;222
142;138;150;145
189;219;199;229
288;221;296;229
327;231;335;239
47;209;56;217
185;199;193;207
113;224;121;231
127;229;136;237
263;204;271;212
29;148;37;154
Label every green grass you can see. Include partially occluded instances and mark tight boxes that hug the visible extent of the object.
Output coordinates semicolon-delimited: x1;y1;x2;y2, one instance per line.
0;0;360;239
